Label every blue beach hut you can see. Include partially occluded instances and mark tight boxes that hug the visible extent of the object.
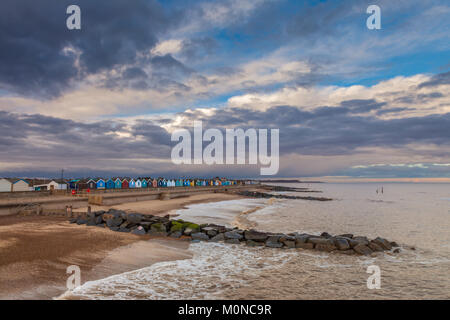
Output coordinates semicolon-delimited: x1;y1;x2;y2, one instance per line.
106;179;115;189
96;179;105;189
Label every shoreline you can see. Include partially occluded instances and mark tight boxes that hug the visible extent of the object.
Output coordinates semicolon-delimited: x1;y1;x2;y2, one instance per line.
0;192;244;300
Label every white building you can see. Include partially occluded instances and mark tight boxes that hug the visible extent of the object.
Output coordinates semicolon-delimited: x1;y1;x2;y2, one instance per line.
0;178;33;192
0;178;13;192
32;179;67;191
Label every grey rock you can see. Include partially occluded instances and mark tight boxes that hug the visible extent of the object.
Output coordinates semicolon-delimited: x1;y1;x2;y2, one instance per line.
118;227;130;233
69;218;77;224
209;233;225;242
265;241;283;248
224;231;243;240
76;219;87;225
109;226;119;232
393;248;401;254
333;238;350;250
353;236;369;246
337;234;353;239
244;230;269;242
191;232;210;241
127;213;143;224
308;237;334;246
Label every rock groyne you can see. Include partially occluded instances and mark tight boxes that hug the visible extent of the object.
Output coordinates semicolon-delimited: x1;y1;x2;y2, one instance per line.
70;209;400;256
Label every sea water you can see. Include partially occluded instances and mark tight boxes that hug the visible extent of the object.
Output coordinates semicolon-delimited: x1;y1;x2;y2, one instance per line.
61;183;450;299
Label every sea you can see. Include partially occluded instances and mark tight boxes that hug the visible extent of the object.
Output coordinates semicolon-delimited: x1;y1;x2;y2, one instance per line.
60;182;450;299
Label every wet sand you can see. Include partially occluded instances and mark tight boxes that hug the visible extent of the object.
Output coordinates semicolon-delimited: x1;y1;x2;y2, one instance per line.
0;192;243;300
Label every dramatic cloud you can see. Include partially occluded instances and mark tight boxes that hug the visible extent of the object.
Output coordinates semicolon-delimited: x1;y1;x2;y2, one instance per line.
0;0;449;178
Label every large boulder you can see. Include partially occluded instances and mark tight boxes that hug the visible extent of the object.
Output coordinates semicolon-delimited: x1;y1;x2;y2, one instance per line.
333;238;350;250
244;230;269;242
150;223;167;233
127;213;143;224
265;235;283;248
372;237;392;250
352;236;369;246
353;244;373;255
170;221;185;234
191;232;210;241
368;241;384;252
307;237;334;246
183;223;201;236
209;233;225;242
224;231;243;240
76;219;87;225
202;227;218;237
106;216;123;228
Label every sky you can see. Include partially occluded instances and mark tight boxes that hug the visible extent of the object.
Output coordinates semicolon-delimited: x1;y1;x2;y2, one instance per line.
0;0;449;179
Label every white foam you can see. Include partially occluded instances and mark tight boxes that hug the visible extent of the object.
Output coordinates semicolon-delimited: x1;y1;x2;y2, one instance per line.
59;242;295;300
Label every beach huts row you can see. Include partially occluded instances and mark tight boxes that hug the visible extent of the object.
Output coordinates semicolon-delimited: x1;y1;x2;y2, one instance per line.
0;177;239;193
69;178;238;190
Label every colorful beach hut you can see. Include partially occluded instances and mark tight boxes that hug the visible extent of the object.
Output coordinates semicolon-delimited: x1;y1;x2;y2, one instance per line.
142;179;148;188
114;178;122;189
106;179;115;189
129;179;136;188
122;179;129;189
96;179;105;189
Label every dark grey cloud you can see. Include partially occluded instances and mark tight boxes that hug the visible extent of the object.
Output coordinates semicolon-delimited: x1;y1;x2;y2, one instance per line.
173;103;450;157
0;0;181;97
418;71;450;88
0;111;172;165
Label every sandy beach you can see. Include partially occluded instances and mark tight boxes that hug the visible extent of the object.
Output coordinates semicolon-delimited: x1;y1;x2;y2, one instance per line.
0;192;243;300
